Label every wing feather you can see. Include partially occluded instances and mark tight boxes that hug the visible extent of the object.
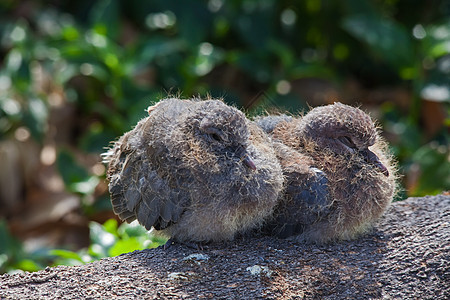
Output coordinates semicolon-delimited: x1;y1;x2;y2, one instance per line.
107;144;190;231
105;102;193;232
263;142;331;238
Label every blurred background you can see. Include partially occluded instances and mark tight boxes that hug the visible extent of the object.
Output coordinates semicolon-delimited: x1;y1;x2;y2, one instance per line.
0;0;449;273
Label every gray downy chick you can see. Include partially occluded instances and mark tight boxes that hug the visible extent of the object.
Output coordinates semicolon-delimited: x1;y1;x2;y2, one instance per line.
257;103;397;243
102;98;284;243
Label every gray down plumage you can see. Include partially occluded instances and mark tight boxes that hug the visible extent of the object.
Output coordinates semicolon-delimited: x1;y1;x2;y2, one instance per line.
103;98;284;242
258;102;398;243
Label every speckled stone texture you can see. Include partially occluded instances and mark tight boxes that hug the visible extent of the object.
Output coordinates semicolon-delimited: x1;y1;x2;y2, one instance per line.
1;195;449;299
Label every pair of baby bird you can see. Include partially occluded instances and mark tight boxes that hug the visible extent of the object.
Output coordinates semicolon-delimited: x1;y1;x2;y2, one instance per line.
102;98;397;245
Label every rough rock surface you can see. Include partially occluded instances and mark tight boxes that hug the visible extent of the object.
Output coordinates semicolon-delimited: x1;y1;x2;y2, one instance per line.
1;195;449;299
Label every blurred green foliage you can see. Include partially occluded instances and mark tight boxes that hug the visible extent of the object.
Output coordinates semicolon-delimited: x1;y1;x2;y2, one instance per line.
0;219;42;273
0;218;165;273
0;0;449;273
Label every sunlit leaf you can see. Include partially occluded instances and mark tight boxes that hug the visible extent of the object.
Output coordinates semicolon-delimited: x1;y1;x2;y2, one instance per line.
88;222;116;259
71;176;99;195
102;219;119;236
427;20;450;58
13;259;40;272
430;41;450;58
62;26;80;41
90;221;116;247
117;221;148;238
108;238;144;257
49;249;84;261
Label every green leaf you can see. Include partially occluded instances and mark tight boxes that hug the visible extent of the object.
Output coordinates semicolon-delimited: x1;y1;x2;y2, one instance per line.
427;20;450;58
61;26;80;41
267;40;294;69
79;122;117;153
0;254;8;269
49;249;84;261
342;14;415;72
430;41;450;59
168;1;211;45
8;22;28;45
5;49;23;73
90;221;116;247
0;219;23;258
22;97;48;141
13;259;40;272
289;62;335;79
231;1;275;48
230;51;272;83
86;194;114;215
57;149;90;188
117;221;148;238
410;143;450;196
89;0;120;39
49;249;90;267
184;43;225;77
0;97;21;118
102;219;119;236
70;176;99;195
88;221;116;259
133;37;187;67
108;238;144;257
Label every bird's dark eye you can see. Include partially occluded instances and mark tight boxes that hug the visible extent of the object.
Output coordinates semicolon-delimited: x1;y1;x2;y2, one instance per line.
339;136;355;148
210;133;222;142
202;126;227;143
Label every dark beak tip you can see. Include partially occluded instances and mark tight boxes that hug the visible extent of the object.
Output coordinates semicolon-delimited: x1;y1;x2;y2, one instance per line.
362;149;389;177
381;166;389;177
243;156;257;171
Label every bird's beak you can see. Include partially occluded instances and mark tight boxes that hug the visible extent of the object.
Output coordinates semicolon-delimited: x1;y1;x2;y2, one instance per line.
360;149;389;177
235;145;256;170
242;153;257;170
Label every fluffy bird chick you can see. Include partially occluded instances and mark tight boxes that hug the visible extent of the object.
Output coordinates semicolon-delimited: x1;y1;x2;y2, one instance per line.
259;103;397;243
102;98;283;243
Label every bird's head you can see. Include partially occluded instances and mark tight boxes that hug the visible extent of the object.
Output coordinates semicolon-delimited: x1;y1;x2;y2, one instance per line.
192;100;256;170
298;103;389;176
